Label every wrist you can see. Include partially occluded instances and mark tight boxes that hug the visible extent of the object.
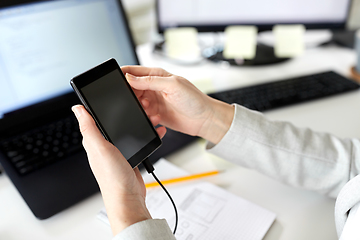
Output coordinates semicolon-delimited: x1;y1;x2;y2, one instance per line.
104;194;152;236
199;98;234;144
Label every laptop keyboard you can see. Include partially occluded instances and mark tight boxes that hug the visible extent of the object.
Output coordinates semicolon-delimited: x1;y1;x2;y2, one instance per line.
0;116;82;175
208;71;360;112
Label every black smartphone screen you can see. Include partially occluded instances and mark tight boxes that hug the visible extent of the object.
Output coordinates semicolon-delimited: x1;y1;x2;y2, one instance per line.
71;59;161;168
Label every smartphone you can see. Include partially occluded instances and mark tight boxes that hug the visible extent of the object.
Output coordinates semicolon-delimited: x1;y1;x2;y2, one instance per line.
70;58;162;168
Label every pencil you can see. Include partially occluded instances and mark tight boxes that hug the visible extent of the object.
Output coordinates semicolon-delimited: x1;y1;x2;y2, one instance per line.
145;170;220;188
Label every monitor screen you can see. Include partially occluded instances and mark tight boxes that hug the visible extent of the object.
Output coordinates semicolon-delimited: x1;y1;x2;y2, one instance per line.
156;0;352;32
0;0;138;118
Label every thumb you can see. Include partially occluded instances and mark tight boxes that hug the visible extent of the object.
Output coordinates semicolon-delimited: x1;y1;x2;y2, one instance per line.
72;105;105;147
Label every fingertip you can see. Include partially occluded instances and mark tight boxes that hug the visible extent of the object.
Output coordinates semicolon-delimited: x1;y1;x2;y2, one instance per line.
150;114;161;127
125;73;137;81
141;98;149;108
72;105;85;119
156;126;167;139
71;105;99;139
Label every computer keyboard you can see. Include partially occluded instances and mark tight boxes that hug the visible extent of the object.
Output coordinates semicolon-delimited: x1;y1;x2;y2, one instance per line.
208;71;360;112
0;116;82;175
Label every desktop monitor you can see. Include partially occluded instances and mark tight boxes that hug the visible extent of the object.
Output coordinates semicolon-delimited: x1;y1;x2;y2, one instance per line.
156;0;352;33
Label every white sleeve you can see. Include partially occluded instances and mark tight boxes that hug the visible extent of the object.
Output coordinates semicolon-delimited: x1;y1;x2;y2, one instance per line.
112;219;176;240
339;201;360;240
335;175;360;238
207;104;360;198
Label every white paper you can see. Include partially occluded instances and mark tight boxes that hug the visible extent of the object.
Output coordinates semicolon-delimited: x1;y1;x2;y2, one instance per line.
98;159;276;239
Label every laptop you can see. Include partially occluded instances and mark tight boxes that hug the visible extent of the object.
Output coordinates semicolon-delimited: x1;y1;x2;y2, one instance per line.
0;0;141;220
0;0;197;220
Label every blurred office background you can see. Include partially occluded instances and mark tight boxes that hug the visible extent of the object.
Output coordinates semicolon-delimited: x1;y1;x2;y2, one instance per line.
123;0;360;46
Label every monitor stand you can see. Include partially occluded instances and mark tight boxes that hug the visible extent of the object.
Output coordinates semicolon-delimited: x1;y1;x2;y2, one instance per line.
206;44;290;66
330;30;355;49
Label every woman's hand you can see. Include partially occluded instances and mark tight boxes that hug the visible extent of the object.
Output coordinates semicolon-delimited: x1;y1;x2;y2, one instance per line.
72;105;164;236
122;66;234;144
71;66;234;236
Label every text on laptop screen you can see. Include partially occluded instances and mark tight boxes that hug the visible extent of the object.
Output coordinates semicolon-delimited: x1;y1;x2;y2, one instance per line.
0;0;138;118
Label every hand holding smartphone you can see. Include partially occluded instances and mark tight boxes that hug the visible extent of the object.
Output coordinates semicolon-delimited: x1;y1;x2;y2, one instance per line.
70;58;162;168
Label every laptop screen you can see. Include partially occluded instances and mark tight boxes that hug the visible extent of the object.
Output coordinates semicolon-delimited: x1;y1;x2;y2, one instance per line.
0;0;138;118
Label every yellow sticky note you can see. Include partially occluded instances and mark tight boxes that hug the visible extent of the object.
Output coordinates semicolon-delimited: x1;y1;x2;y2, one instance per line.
223;25;257;59
273;24;305;58
164;27;200;60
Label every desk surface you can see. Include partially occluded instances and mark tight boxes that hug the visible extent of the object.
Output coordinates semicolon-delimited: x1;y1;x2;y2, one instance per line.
1;43;359;240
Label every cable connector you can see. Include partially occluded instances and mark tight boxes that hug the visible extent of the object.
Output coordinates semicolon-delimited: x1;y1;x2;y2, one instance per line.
142;158;155;173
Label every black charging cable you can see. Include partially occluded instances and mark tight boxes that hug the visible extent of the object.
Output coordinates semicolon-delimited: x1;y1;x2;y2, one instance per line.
142;158;178;235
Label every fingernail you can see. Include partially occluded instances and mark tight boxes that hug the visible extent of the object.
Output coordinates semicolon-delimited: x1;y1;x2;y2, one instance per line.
72;105;83;118
126;73;137;81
